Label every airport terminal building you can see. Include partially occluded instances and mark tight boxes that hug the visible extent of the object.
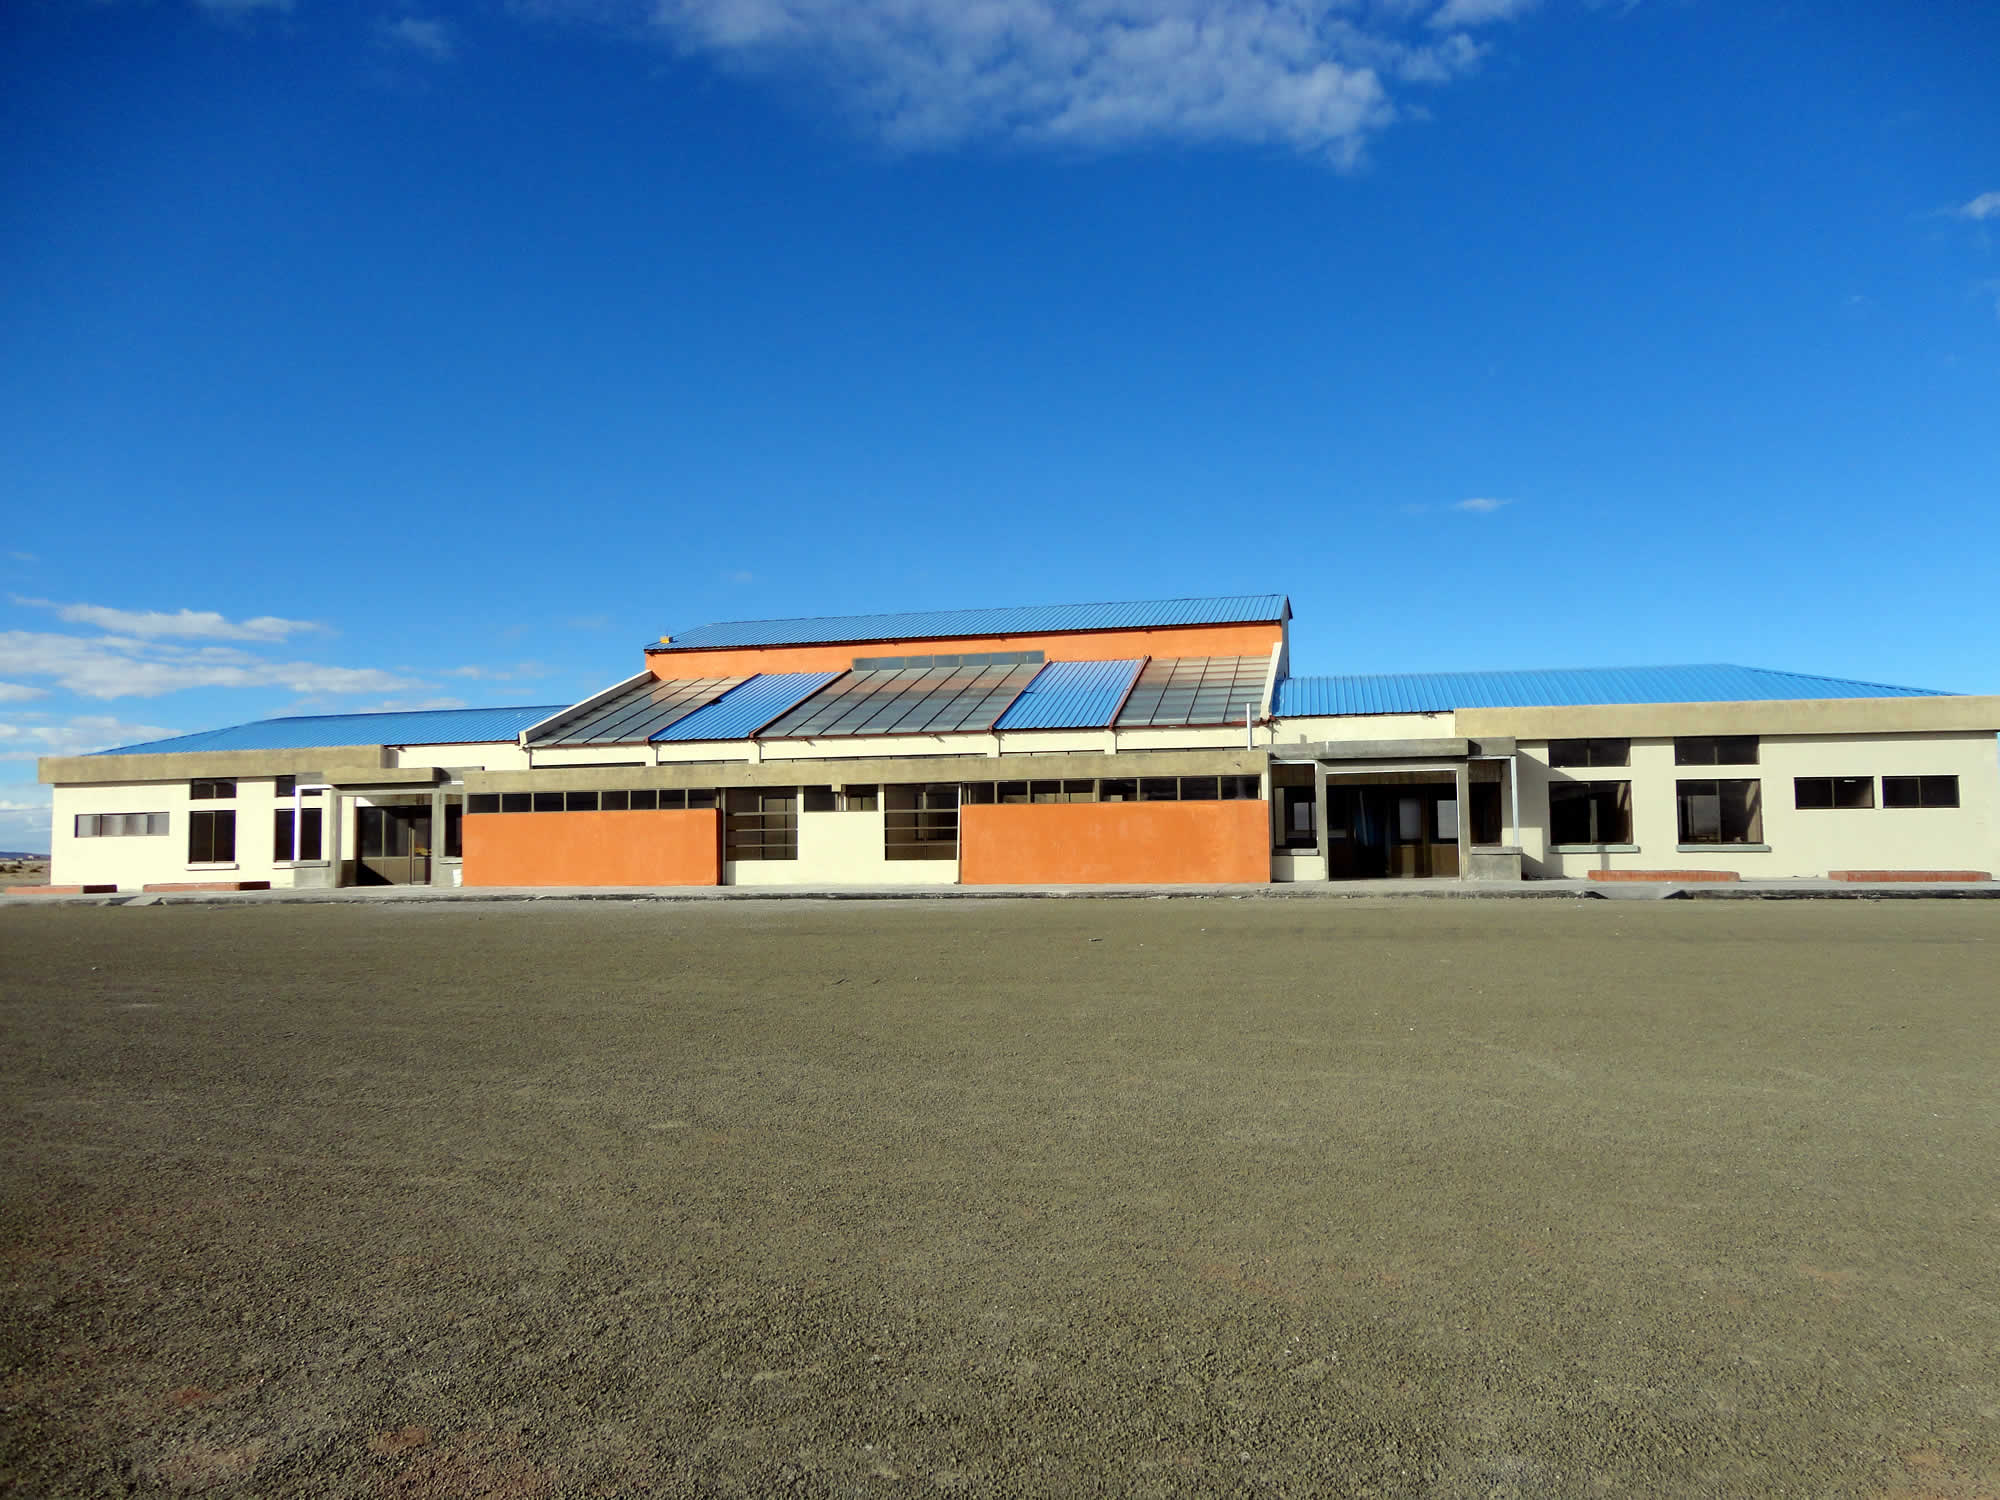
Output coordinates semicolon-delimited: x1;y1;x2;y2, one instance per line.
37;594;1999;890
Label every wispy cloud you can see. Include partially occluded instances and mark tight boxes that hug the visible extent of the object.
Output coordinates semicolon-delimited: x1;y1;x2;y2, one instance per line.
1452;496;1510;513
12;597;326;643
1956;191;2000;222
0;631;421;701
353;696;471;712
442;661;551;681
0;683;44;704
5;552;34;564
382;16;454;59
1429;0;1539;28
0;716;186;762
586;0;1539;165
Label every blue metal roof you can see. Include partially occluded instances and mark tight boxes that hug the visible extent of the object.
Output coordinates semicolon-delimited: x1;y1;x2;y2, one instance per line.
650;671;844;742
653;594;1289;652
95;705;570;756
994;659;1145;731
1273;664;1954;718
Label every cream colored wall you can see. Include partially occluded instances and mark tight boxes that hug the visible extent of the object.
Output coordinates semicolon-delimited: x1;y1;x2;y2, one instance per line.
394;742;533;771
1270;712;1460;743
1525;731;1998;878
50;776;331;890
1271;852;1325;883
802;810;958;885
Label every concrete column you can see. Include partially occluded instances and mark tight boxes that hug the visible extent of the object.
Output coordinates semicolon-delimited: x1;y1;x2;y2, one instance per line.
1454;761;1471;877
1313;760;1328;875
325;791;344;888
429;788;449;886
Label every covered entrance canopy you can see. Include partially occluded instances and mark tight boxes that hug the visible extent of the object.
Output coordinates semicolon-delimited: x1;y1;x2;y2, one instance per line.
1270;736;1523;881
316;769;464;888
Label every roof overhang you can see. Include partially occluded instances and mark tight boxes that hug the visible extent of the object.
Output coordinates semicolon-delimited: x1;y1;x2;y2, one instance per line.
40;746;394;785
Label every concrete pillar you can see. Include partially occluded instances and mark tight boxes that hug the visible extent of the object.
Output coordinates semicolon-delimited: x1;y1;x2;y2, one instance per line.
325;791;344;888
1454;761;1471;878
1313;760;1328;876
429;787;449;887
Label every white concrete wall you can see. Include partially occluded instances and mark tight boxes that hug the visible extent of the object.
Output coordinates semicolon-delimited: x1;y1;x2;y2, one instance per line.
722;810;959;885
1523;731;1998;879
1270;712;1460;743
50;776;330;890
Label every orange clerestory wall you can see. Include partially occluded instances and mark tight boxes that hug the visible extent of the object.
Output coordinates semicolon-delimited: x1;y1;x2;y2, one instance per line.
644;621;1283;682
462;810;721;887
959;802;1270;886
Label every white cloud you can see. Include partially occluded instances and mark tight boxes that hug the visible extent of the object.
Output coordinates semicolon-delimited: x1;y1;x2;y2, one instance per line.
383;16;455;59
1429;0;1538;28
0;631;421;701
12;597;326;642
0;716;186;761
616;0;1535;164
442;661;551;681
1451;496;1510;512
5;552;34;564
1957;191;2000;222
0;683;44;703
353;696;472;712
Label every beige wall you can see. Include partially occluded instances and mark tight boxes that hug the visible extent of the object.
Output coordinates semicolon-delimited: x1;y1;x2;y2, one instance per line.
1522;731;1997;878
1271;712;1460;744
50;776;331;890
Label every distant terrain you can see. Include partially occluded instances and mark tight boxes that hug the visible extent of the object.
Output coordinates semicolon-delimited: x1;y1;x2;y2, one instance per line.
0;852;50;862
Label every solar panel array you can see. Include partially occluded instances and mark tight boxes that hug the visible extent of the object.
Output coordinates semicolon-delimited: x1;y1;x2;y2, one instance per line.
760;663;1042;738
1115;657;1268;727
528;675;745;745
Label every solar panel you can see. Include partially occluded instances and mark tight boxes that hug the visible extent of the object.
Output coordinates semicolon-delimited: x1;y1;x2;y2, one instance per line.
1115;657;1268;727
531;676;745;745
760;664;1041;738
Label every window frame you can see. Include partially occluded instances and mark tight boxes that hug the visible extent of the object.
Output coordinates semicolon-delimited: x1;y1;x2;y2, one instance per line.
1548;780;1633;847
1548;738;1631;769
1675;778;1764;846
1674;736;1760;767
187;808;237;864
1882;775;1959;809
1793;776;1874;811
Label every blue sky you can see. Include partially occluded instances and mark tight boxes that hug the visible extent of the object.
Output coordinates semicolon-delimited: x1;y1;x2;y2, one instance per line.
2;0;1996;849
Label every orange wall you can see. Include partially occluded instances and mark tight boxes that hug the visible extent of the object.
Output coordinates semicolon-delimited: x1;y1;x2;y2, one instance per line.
960;802;1270;886
462;810;720;887
644;622;1283;682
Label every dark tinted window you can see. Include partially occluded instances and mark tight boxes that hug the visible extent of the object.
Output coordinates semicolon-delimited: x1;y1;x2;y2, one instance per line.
1883;775;1958;808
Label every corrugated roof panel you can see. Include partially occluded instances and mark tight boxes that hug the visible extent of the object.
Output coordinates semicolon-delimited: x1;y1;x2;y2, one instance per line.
994;659;1145;730
529;675;746;745
651;672;844;742
655;594;1290;651
1273;664;1954;717
94;705;570;756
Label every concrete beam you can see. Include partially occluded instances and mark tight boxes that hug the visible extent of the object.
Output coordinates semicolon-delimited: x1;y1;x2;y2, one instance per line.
1457;695;2000;740
39;746;391;785
1272;738;1471;762
465;745;1271;795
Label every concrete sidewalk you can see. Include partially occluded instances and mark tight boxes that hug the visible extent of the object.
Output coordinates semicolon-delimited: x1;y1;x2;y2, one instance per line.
4;877;1997;907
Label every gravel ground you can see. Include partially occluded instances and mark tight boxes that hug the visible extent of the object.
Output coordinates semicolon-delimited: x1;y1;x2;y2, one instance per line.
1;898;1996;1498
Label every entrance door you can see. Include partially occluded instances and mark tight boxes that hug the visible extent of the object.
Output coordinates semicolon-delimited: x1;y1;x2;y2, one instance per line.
356;806;432;886
1328;783;1459;879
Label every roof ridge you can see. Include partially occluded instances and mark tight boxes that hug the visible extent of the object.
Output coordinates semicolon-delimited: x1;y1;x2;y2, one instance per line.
662;592;1287;637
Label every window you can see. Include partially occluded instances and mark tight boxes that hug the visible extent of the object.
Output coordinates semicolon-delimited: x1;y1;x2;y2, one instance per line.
1883;775;1958;809
188;809;236;863
1677;780;1763;844
1675;737;1759;766
190;778;237;800
1471;783;1503;845
1549;782;1632;845
626;790;657;810
1098;779;1136;803
273;808;324;861
532;792;564;812
272;776;322;800
843;786;880;811
802;785;838;812
600;790;630;810
1794;777;1874;810
565;791;599;811
1220;775;1261;800
885;784;958;860
962;783;996;805
726;788;798;861
75;812;168;838
1549;739;1630;768
1139;778;1179;802
443;804;462;858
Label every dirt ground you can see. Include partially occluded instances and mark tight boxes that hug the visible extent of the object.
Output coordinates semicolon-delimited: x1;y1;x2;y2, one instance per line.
1;898;1996;1498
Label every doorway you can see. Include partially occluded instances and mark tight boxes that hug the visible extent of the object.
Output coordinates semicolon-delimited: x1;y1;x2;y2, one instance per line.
356;805;432;886
1325;782;1460;879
